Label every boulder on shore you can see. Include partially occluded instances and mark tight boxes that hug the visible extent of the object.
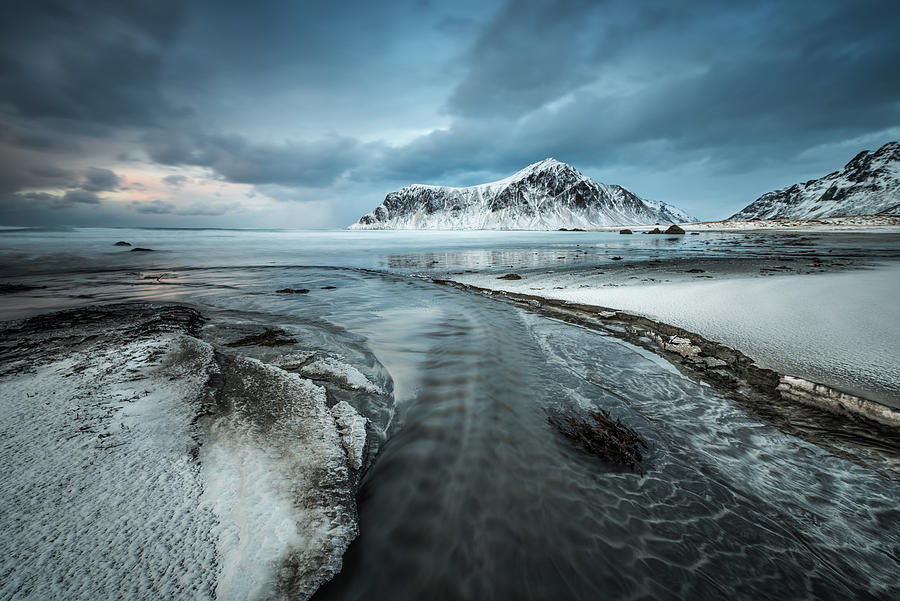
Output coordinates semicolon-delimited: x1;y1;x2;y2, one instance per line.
664;224;686;234
619;229;633;234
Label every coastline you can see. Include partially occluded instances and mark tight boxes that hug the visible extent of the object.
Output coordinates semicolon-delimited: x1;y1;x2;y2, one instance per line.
594;214;900;232
429;276;900;430
434;254;900;409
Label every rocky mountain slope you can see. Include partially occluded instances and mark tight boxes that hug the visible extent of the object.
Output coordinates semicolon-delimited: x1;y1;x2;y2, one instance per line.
730;141;900;220
349;158;693;229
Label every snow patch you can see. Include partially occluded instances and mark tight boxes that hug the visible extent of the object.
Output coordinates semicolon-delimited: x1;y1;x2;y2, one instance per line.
301;356;384;394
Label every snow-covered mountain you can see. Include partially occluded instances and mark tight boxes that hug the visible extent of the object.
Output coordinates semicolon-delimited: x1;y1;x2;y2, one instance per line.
730;141;900;220
349;158;694;230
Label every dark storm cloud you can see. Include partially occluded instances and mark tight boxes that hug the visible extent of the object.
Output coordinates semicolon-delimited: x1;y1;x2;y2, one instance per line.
131;198;233;217
28;166;77;187
0;0;185;128
10;188;100;211
385;0;900;186
162;175;188;188
132;199;174;214
80;167;120;192
60;189;101;205
445;0;601;118
144;130;372;188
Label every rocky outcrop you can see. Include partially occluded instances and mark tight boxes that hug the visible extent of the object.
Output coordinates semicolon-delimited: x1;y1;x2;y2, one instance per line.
0;304;391;601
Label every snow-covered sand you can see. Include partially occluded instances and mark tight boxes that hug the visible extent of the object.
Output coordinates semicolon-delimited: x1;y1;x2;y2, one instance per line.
681;215;900;232
444;262;900;407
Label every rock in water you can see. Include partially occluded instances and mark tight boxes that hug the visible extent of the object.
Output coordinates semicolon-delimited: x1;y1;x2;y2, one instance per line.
730;141;900;219
664;224;685;234
113;241;131;246
349;158;694;230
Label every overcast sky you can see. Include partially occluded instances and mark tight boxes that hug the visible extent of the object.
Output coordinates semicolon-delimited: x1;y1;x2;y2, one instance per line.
1;0;898;228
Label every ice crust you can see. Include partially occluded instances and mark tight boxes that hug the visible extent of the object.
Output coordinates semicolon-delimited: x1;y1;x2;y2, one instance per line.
0;307;373;600
301;356;384;394
202;356;363;601
331;401;369;470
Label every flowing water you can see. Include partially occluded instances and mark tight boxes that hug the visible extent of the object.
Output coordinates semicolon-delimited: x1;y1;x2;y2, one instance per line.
1;228;899;600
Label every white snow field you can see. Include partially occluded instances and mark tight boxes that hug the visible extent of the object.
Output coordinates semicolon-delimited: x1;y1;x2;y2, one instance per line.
0;309;369;601
446;262;900;407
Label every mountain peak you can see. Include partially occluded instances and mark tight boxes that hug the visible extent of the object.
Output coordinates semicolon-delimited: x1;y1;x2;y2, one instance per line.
495;157;582;186
349;159;694;230
516;157;568;175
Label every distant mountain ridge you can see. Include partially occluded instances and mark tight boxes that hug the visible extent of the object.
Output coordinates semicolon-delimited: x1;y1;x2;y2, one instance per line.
348;158;694;230
730;142;900;220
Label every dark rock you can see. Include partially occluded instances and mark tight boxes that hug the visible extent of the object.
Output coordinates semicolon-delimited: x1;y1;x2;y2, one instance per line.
320;286;337;290
548;409;647;473
685;269;705;273
113;241;131;246
644;228;662;234
130;247;154;252
663;224;685;234
276;288;310;294
225;327;297;347
0;283;42;294
497;273;522;280
619;229;633;234
610;256;623;261
690;232;700;235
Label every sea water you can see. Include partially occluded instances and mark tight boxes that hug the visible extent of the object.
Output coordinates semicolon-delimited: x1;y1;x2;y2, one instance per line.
1;227;899;600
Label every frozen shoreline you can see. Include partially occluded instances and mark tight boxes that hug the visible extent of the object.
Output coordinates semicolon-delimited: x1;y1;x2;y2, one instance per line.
0;304;389;601
435;260;900;415
593;214;900;232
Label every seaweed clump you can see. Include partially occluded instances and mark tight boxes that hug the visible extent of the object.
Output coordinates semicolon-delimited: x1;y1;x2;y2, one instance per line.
226;328;297;347
549;409;647;473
